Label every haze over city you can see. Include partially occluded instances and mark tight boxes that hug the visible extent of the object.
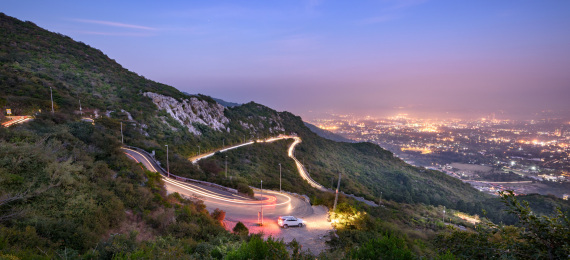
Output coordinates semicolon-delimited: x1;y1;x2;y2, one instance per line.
3;0;570;118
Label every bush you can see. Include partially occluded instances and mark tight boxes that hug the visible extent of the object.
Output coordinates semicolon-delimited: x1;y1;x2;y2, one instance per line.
226;235;289;260
349;233;415;260
211;208;226;225
237;182;254;197
233;222;249;236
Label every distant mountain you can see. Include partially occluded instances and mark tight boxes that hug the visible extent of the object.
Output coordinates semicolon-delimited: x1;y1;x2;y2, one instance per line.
304;122;354;143
212;98;241;108
183;92;241;107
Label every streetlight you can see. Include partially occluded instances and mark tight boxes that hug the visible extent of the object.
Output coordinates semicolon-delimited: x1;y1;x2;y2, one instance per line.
333;172;341;211
197;145;200;156
260;180;263;226
165;145;170;178
279;163;282;192
443;206;446;223
50;87;54;114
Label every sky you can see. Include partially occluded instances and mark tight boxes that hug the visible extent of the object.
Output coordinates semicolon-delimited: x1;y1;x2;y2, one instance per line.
3;0;570;119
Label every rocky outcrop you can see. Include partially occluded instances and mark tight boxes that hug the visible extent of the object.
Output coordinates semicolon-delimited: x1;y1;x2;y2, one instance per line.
144;92;229;135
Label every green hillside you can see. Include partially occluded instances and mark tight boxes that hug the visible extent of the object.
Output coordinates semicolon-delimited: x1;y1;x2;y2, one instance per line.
1;13;569;259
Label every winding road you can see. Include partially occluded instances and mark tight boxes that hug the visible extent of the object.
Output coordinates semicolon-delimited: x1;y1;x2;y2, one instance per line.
121;138;318;225
123;136;336;252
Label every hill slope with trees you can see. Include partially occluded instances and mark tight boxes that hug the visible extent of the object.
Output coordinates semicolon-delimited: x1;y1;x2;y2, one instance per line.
1;13;569;259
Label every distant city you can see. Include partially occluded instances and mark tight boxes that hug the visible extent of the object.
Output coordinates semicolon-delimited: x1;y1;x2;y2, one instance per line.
308;112;570;199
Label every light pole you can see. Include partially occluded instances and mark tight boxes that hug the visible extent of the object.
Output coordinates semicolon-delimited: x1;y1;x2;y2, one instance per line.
197;145;200;156
50;87;54;114
443;206;446;223
165;145;169;178
279;163;282;192
260;180;263;226
333;172;341;212
225;155;228;178
79;99;82;116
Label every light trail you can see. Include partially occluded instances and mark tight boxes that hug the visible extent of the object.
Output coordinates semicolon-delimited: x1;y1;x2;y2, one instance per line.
122;147;158;172
125;152;139;162
189;136;291;163
1;116;32;127
190;141;255;163
122;147;293;206
287;137;328;191
163;177;287;205
189;135;328;191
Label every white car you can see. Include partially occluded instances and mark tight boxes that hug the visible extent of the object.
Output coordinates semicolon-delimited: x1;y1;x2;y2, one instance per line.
278;216;304;228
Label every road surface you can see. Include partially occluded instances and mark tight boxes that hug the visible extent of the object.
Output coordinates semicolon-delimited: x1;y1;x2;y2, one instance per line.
122;147;315;225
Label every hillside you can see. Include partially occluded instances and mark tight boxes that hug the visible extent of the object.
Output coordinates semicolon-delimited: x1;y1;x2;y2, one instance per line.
2;11;568;222
304;122;354;143
1;13;569;259
0;12;489;209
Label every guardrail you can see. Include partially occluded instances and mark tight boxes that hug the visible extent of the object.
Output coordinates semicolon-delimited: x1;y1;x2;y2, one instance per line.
123;145;238;194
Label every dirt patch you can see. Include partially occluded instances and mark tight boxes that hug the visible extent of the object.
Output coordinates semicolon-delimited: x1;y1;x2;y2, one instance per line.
224;205;332;254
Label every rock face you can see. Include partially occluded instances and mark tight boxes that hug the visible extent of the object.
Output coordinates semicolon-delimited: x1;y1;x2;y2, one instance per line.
144;92;229;135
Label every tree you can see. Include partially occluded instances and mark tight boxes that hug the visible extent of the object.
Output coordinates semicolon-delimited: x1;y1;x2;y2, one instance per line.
437;190;570;259
499;190;570;259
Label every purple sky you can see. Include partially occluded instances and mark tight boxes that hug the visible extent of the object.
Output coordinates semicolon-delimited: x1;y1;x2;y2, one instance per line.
3;0;570;119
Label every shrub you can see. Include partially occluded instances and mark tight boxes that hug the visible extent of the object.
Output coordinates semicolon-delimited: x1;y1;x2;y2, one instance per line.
233;222;249;236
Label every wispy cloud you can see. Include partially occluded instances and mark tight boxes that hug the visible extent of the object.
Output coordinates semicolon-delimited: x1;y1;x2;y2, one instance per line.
74;31;155;37
72;19;157;30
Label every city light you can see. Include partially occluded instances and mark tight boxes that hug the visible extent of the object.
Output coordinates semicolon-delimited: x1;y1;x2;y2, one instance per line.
307;113;570;197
